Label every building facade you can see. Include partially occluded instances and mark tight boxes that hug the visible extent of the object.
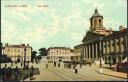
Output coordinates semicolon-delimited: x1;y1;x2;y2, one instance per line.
2;43;32;62
73;44;83;62
76;9;127;65
82;9;112;63
47;47;74;62
103;27;127;64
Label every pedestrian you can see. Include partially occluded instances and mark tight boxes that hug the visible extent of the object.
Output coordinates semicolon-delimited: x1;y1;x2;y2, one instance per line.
30;65;34;80
15;66;19;80
54;62;56;67
80;64;81;68
46;63;48;68
58;63;60;68
1;67;5;81
6;67;11;80
5;64;7;69
75;65;78;74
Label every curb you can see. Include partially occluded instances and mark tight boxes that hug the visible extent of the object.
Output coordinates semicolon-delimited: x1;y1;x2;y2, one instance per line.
101;72;127;79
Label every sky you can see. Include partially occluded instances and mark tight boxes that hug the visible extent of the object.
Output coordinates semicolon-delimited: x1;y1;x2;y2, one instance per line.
1;0;127;51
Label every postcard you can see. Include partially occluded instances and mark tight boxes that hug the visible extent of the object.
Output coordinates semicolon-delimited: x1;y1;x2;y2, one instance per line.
0;0;128;81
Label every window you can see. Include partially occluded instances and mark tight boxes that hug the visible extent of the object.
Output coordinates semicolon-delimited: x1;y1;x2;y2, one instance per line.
99;19;101;25
94;19;97;25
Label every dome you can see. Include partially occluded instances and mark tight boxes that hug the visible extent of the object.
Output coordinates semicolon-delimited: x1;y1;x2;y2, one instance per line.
91;9;103;18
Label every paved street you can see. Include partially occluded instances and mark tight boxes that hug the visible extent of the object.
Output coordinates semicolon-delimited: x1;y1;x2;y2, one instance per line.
1;62;127;81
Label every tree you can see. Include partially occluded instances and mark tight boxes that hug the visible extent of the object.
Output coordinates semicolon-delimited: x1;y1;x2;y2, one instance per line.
38;48;48;56
31;51;37;62
36;55;42;61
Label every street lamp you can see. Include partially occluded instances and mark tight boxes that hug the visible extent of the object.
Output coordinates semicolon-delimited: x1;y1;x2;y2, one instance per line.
24;46;27;68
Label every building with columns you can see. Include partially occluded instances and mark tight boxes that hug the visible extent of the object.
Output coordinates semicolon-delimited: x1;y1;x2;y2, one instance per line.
75;8;127;65
82;9;113;63
2;43;32;62
103;26;127;64
47;47;74;62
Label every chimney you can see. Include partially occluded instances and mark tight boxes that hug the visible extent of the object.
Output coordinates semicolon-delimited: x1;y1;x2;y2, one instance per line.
27;44;29;46
119;26;125;31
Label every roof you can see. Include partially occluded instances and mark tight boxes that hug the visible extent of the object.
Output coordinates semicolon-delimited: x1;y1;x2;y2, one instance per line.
82;31;105;42
90;9;103;19
74;44;83;48
104;28;127;39
47;47;71;50
5;45;32;48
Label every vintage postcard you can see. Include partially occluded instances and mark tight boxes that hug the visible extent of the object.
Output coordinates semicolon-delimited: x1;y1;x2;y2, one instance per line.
0;0;128;81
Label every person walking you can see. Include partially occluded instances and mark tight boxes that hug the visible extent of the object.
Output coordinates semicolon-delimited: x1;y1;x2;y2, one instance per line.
46;63;48;68
15;66;19;80
80;63;82;68
1;67;5;81
75;65;78;74
30;65;34;80
58;63;60;68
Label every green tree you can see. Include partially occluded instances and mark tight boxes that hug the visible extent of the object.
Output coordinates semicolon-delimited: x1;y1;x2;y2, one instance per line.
36;55;42;61
38;48;48;56
31;51;37;62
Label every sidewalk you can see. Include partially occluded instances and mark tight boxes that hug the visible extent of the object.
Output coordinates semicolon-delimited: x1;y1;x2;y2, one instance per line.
83;64;127;79
101;66;127;79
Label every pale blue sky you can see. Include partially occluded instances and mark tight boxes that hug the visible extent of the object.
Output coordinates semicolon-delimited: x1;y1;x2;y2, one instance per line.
1;0;127;51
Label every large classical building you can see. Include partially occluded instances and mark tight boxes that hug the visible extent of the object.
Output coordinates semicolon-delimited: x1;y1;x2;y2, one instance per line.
47;47;74;62
82;9;112;63
78;9;127;64
2;43;32;62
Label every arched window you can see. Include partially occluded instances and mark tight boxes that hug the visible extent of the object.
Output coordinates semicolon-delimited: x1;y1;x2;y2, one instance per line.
99;19;101;25
94;19;97;25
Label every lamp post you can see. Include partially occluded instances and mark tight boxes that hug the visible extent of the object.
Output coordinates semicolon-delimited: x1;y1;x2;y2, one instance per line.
24;46;27;68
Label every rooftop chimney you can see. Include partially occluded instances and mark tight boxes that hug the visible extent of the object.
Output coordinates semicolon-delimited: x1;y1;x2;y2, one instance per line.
119;26;125;31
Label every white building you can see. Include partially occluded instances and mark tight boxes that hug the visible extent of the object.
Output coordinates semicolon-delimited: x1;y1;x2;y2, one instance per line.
47;47;74;62
2;43;32;62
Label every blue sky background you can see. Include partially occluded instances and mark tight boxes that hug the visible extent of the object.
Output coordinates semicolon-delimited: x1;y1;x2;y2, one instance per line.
1;0;127;51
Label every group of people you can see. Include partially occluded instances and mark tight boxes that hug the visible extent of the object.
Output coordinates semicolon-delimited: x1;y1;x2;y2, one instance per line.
0;64;20;81
0;62;35;81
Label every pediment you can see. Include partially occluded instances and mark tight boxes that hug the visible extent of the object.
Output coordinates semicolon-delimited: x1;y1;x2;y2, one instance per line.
82;31;104;42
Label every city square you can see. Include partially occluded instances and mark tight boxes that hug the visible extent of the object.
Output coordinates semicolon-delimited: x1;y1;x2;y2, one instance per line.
1;0;128;81
0;62;127;81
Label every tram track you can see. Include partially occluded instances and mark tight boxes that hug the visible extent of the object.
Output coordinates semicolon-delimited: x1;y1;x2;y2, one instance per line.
59;68;99;81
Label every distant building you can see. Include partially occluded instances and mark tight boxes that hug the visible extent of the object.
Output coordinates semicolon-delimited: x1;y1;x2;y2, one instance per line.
47;47;74;62
73;44;84;62
2;43;32;62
